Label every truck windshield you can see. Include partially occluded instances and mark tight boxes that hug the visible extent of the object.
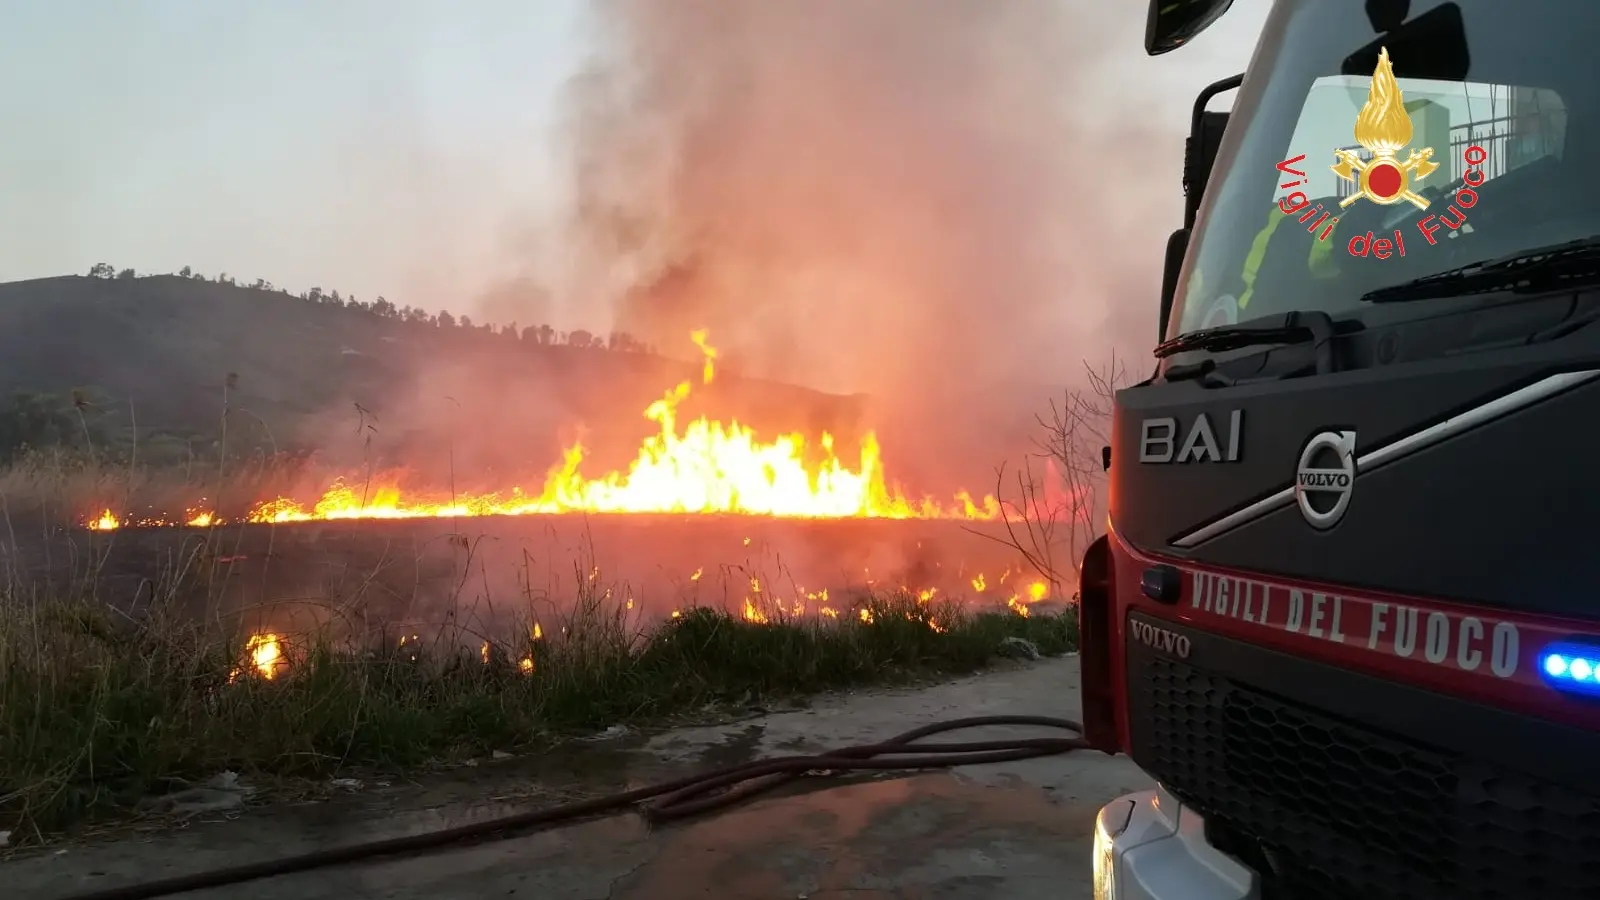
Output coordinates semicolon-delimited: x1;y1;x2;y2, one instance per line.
1168;0;1600;343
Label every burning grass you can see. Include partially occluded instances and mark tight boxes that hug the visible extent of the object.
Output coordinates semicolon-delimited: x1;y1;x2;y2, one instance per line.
0;566;1076;842
14;329;1001;530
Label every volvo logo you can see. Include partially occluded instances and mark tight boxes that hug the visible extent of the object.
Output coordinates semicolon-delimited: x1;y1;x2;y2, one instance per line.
1296;430;1357;529
1130;619;1192;659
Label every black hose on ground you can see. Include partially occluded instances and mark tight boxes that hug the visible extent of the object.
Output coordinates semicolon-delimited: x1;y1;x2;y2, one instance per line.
55;715;1091;900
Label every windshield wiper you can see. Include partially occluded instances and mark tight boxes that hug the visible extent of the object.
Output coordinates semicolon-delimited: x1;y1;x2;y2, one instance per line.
1153;310;1334;364
1361;234;1600;304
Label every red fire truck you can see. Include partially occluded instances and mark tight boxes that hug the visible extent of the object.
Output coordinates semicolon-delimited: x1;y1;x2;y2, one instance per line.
1086;1;1600;897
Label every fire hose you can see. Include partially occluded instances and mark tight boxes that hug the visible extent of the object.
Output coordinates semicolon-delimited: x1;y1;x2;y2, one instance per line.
54;715;1092;900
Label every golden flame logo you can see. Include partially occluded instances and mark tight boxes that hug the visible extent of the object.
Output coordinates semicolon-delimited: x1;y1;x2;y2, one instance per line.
1331;48;1440;210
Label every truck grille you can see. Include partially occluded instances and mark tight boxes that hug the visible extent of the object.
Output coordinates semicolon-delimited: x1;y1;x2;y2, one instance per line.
1128;654;1600;899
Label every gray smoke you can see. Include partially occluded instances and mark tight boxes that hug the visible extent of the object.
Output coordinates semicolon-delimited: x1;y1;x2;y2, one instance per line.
554;0;1183;481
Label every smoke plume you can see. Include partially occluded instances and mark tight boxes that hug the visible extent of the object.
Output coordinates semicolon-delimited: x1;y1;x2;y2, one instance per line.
556;0;1182;478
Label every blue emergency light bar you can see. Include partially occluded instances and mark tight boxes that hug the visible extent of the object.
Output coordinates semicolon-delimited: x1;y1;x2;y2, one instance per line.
1539;642;1600;696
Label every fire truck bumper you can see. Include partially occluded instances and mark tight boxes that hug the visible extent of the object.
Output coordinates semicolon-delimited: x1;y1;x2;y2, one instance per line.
1093;785;1259;900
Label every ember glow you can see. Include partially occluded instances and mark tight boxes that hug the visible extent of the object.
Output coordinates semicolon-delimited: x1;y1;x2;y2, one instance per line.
89;509;218;531
86;331;1000;528
225;570;1056;684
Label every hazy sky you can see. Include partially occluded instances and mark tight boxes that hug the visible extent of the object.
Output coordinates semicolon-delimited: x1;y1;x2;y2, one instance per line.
0;0;1270;324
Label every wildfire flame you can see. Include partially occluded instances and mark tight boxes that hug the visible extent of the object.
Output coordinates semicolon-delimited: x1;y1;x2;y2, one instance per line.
220;575;1047;685
228;632;285;682
86;330;997;528
1353;47;1413;154
1007;579;1050;617
223;566;1053;687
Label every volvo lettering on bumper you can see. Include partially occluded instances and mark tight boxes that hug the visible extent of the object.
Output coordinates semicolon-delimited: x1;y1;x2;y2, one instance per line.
1130;619;1192;659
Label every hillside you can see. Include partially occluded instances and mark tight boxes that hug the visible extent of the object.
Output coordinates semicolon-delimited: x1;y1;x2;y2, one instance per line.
0;270;864;473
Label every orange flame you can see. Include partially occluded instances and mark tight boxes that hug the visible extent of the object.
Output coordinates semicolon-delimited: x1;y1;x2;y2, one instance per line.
228;632;285;682
239;331;998;524
1005;579;1051;617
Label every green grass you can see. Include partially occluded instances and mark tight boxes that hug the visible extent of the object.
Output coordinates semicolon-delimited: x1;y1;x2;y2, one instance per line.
0;579;1076;842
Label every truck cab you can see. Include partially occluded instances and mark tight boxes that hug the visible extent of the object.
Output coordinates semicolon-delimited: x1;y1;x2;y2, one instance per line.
1086;1;1600;897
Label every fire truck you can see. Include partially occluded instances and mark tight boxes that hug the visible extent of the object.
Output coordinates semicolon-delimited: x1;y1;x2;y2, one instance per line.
1086;1;1600;897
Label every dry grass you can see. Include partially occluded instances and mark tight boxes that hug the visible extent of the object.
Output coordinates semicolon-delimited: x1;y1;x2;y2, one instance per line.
0;447;313;528
0;559;1076;843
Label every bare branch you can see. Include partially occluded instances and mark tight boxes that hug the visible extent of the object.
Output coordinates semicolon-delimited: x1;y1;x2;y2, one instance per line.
988;354;1132;601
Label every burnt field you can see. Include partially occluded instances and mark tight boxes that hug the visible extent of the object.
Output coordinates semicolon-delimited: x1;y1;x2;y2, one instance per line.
4;514;1067;636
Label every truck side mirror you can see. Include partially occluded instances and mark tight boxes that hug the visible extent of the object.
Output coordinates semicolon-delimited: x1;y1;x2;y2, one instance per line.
1145;0;1236;56
1183;111;1230;229
1182;75;1243;227
1159;74;1244;341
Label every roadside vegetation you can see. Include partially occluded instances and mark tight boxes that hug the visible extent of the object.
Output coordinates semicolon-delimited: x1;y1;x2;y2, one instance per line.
0;563;1076;842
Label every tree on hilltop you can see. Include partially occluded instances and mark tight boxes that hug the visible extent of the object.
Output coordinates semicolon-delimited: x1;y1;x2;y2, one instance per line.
63;263;667;361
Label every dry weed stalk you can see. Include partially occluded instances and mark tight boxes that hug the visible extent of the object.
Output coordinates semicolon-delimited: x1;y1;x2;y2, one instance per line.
990;354;1130;598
